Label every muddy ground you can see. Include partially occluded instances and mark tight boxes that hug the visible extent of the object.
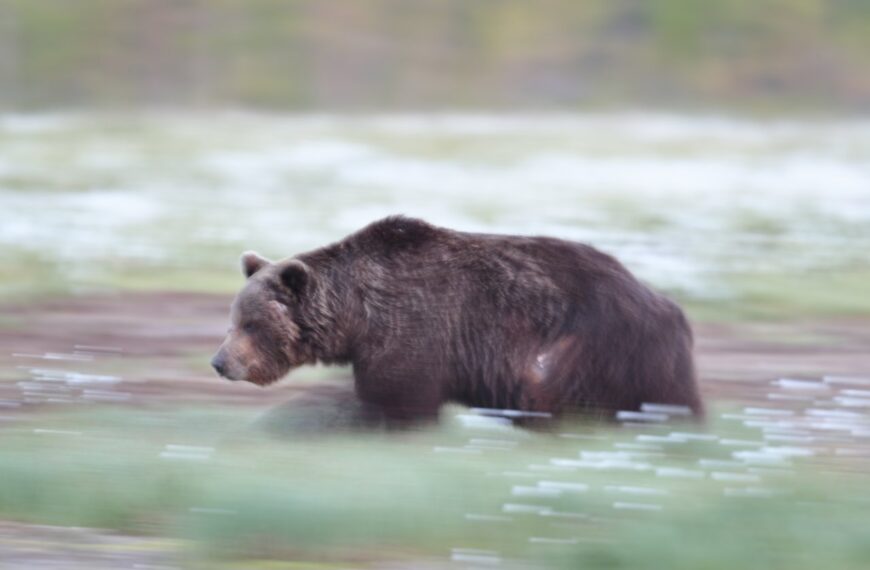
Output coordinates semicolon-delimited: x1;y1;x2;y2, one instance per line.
1;292;869;568
2;292;869;408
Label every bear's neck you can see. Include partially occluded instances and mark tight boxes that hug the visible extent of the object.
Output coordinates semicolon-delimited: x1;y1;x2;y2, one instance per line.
304;271;360;366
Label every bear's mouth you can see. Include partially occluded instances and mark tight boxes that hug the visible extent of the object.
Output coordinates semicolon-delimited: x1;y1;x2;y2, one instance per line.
237;362;298;387
211;349;301;386
243;375;277;387
211;357;257;384
214;367;245;382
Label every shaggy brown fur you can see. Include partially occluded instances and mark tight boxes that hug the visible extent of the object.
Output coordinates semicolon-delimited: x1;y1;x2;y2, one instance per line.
212;216;703;425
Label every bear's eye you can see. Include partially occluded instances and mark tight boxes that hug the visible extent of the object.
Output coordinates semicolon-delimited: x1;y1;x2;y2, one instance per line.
242;323;257;334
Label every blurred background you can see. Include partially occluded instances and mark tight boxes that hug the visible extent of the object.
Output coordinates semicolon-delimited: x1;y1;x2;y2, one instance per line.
3;0;870;110
1;1;870;569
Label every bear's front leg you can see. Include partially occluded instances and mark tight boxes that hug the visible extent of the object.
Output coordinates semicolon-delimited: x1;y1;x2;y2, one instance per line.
353;362;444;429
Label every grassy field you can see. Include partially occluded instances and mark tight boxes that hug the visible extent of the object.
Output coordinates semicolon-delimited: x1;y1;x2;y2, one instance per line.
0;400;869;568
2;113;869;319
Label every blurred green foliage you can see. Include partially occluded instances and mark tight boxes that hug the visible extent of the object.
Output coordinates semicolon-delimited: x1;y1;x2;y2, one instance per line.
0;405;868;568
1;0;870;109
1;113;868;321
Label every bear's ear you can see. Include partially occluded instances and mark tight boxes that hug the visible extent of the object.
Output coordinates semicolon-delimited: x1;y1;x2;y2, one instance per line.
241;251;271;278
279;260;311;295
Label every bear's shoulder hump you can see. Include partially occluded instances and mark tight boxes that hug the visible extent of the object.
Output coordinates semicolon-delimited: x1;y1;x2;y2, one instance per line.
359;216;439;250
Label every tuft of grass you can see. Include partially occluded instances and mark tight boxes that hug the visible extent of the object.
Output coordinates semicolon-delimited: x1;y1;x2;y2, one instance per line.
562;481;870;570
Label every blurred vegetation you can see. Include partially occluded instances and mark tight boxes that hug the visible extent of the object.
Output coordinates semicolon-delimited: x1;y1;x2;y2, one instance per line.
0;405;868;568
1;0;870;110
1;113;868;322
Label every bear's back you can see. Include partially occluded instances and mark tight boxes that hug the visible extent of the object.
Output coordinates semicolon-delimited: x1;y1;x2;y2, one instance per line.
301;216;702;419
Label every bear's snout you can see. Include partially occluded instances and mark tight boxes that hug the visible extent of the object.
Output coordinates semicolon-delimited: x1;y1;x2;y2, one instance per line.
210;353;231;379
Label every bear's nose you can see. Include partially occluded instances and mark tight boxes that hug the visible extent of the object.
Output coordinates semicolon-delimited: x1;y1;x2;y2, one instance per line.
211;354;227;377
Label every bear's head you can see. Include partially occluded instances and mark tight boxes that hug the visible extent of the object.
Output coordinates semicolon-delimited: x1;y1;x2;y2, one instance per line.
211;251;316;385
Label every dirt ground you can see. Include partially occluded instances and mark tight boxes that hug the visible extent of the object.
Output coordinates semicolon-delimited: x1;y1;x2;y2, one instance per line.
1;292;869;568
1;291;868;408
0;521;182;570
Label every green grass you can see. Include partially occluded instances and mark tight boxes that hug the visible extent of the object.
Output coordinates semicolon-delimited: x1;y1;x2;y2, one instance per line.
683;267;870;322
0;261;239;301
1;405;868;568
564;485;870;570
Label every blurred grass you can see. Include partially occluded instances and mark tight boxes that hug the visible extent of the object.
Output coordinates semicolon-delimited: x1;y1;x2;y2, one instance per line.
0;405;868;567
1;112;868;324
685;267;870;321
564;486;870;570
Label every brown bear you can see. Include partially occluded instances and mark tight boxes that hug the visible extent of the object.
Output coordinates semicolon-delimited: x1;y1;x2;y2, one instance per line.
211;216;703;425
